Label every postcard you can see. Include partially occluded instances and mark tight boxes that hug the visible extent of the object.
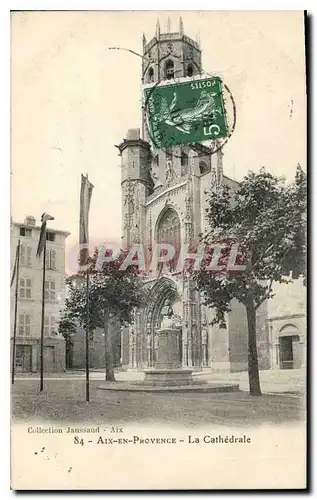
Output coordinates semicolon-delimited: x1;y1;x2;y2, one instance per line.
10;10;307;490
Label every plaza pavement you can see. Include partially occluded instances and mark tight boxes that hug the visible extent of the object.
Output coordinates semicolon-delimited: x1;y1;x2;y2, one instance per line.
15;368;306;396
12;368;306;426
11;377;306;428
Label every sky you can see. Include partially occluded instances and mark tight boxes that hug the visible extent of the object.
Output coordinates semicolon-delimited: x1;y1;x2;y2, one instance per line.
11;11;306;272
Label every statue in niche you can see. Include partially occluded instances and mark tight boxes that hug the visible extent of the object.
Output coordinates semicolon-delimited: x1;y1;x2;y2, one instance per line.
161;297;173;315
130;329;136;367
182;321;189;360
146;331;152;366
160;298;178;329
150;162;163;190
154;332;159;362
173;314;182;328
202;325;208;366
130;329;135;345
147;309;152;327
165;158;175;184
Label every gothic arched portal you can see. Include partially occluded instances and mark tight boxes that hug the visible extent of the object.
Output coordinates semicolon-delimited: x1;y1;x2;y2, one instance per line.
155;207;181;272
144;277;182;367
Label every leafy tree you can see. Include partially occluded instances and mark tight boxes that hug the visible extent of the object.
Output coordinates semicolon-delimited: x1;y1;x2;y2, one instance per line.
59;250;146;381
58;310;77;369
196;166;306;396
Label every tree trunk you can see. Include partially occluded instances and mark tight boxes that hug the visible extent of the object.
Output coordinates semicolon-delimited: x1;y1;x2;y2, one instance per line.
65;339;73;369
245;299;262;396
104;307;116;381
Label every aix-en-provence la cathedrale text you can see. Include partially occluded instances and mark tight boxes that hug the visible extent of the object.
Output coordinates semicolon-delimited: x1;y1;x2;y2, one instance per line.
118;19;270;373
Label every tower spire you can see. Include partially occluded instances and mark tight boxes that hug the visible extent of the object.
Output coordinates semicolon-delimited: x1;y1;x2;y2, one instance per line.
156;19;160;39
167;16;171;33
179;16;184;35
142;33;147;48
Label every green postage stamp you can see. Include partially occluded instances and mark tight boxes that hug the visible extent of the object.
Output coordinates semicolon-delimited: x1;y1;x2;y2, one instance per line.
143;75;229;149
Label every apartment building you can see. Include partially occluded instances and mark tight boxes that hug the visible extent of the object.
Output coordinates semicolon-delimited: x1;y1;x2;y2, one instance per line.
10;215;70;373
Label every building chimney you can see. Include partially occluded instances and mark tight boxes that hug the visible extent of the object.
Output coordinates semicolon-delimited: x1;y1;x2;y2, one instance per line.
127;128;141;140
25;215;36;226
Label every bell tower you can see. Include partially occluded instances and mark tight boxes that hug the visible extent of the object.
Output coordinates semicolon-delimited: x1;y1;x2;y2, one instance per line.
141;19;223;192
142;17;202;85
118;128;151;249
141;18;202;143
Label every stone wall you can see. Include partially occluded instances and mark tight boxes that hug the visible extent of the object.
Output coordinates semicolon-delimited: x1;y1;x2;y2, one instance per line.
11;335;66;373
228;299;248;372
227;299;270;372
70;325;121;370
209;317;230;372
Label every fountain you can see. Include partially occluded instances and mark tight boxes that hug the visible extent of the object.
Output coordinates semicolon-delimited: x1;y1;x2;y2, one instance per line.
143;301;193;386
98;300;239;393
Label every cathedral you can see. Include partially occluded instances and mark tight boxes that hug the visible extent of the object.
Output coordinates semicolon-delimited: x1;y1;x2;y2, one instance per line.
117;19;270;372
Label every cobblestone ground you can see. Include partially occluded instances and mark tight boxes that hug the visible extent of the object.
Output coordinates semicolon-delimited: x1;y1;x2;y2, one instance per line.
11;378;305;428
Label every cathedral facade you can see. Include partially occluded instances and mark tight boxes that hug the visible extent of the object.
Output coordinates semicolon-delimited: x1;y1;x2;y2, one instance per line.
118;20;270;372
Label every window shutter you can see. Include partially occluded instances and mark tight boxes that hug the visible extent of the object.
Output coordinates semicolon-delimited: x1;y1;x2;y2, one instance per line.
25;315;31;335
27;246;32;267
26;279;32;298
51;316;57;335
51;250;56;269
44;315;49;336
18;314;24;334
19;278;25;298
20;245;25;266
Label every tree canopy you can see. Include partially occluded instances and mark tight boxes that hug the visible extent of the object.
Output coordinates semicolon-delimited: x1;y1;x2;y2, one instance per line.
58;249;146;379
196;165;306;395
60;249;146;334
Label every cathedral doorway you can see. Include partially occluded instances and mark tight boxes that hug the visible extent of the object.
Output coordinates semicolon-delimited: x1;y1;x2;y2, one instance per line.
145;277;182;366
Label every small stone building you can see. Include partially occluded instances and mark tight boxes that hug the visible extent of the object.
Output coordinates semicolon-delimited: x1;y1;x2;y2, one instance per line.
10;336;65;373
267;278;306;370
